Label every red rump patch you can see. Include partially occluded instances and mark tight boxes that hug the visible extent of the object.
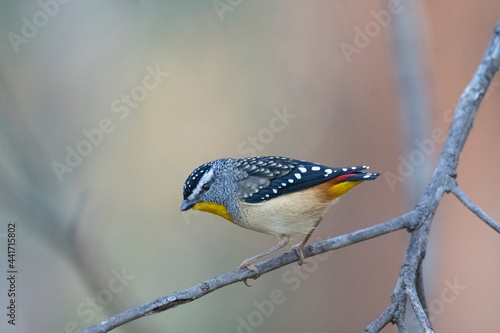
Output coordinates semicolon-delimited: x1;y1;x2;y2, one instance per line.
334;174;357;183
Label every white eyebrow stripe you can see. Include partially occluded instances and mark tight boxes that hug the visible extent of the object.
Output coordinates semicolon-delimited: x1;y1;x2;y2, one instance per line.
188;166;214;200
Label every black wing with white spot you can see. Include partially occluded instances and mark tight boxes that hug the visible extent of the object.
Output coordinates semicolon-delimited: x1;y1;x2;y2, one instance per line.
236;156;375;204
234;156;298;201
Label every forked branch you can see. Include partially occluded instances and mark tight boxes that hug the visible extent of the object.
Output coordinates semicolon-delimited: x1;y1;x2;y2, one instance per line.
364;19;500;332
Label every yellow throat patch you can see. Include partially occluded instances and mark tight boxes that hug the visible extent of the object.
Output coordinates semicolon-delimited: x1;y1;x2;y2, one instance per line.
192;202;234;222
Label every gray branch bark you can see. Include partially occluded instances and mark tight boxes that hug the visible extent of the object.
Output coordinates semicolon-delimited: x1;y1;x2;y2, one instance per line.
450;181;500;233
82;19;500;333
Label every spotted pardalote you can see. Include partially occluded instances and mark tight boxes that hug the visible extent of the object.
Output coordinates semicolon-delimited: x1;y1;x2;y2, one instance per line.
181;156;380;272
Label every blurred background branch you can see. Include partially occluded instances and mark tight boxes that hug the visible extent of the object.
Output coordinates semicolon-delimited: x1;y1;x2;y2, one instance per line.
0;88;154;333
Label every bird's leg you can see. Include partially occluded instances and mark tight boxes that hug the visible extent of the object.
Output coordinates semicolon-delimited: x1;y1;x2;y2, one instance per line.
239;236;290;274
291;218;323;265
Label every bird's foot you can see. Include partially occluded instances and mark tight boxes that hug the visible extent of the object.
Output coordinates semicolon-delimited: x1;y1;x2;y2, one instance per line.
239;259;260;287
291;243;306;265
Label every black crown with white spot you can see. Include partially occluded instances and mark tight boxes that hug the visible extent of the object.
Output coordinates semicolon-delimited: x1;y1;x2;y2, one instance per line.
234;156;380;204
183;161;214;200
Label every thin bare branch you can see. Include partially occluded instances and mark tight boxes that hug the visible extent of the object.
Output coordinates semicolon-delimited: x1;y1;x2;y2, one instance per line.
406;285;433;333
415;262;429;317
450;182;500;233
363;303;396;333
82;212;414;333
392;279;408;333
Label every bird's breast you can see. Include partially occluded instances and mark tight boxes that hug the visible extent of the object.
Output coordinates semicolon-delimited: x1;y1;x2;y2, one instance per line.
237;186;335;237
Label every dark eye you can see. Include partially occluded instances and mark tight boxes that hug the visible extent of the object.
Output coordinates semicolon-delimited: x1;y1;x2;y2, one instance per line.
202;183;210;191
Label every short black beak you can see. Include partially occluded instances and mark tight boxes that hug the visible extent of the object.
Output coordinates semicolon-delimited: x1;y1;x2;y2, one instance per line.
181;200;195;211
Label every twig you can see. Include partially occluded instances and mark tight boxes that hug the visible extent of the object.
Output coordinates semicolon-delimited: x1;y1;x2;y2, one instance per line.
450;182;500;233
363;303;397;333
415;262;429;317
406;285;433;333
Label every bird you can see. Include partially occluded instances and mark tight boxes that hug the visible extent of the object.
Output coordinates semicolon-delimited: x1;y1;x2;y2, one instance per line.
181;156;380;273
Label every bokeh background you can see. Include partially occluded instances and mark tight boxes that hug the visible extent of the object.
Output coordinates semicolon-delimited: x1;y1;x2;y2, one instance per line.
1;1;499;332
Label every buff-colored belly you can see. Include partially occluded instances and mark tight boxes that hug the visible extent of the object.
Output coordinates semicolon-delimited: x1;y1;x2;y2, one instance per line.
238;187;336;237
